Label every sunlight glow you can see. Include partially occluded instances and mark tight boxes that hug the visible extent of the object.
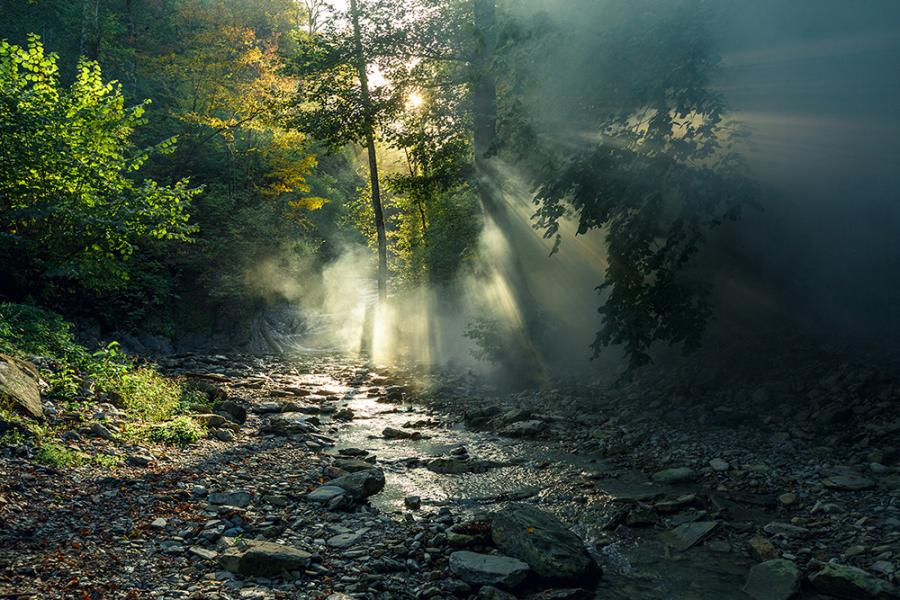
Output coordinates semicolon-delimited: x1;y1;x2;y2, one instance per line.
406;92;425;110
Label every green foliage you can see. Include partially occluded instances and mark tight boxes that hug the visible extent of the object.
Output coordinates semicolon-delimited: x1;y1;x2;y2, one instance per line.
0;3;358;334
0;302;186;422
0;36;200;296
0;303;82;359
35;442;83;468
464;316;508;363
177;388;213;415
33;441;120;469
147;416;204;446
91;453;123;469
500;1;755;368
0;428;30;447
116;367;183;423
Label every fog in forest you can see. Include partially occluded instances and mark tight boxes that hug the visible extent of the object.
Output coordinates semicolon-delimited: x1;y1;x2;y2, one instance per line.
278;0;900;376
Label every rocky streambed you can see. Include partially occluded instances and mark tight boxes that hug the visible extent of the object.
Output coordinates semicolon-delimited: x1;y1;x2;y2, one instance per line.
1;351;898;599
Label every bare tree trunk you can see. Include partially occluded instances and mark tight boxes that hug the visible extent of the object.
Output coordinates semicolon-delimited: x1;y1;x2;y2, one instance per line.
350;0;388;303
472;0;546;385
125;0;137;94
80;0;101;60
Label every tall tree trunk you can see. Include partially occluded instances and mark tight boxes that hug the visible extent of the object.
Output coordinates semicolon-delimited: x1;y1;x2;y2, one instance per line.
350;0;388;303
80;0;101;60
472;0;546;385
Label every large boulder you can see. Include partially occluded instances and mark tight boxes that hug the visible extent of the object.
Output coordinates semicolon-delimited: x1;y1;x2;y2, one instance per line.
332;458;378;473
490;504;595;579
809;563;899;599
325;468;385;500
449;551;530;588
219;541;311;577
0;354;43;420
260;412;319;435
743;559;800;600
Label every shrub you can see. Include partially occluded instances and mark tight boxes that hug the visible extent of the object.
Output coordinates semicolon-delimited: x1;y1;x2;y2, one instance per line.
35;442;83;468
0;35;199;293
147;417;204;446
0;303;86;361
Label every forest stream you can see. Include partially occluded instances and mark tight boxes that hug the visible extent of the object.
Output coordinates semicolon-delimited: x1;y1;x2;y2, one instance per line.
5;350;896;599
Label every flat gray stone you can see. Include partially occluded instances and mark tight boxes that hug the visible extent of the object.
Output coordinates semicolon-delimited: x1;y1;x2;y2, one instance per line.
449;551;530;588
652;467;696;484
189;546;218;560
219;541;311;577
209;491;251;508
325;468;385;500
327;531;363;548
307;485;346;503
823;473;876;491
661;521;718;551
261;412;318;435
499;419;544;438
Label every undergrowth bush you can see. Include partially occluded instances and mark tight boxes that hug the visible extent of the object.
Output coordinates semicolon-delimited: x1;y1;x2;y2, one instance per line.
0;302;189;424
147;416;204;446
35;442;83;468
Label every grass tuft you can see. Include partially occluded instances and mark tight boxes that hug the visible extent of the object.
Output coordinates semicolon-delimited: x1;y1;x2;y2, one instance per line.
147;416;205;446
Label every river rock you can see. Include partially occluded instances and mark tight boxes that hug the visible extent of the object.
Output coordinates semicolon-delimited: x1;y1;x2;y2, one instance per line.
477;586;517;600
327;531;363;548
332;458;377;473
212;400;247;424
213;428;235;441
253;401;282;414
764;522;810;538
808;563;900;599
219;540;312;577
383;427;414;439
823;471;876;491
491;504;594;579
194;413;228;428
325;468;385;500
0;354;43;420
500;419;544;438
89;422;116;441
449;551;530;588
307;485;346;503
710;458;730;472
652;467;696;484
531;590;591;600
334;408;354;421
208;490;251;508
749;536;779;562
261;412;318;435
427;456;493;474
662;521;718;551
743;559;800;600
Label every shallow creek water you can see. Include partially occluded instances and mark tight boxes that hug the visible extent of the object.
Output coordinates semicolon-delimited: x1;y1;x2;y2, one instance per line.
294;368;756;599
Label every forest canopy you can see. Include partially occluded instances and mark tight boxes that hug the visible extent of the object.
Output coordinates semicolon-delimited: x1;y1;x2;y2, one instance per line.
0;0;754;370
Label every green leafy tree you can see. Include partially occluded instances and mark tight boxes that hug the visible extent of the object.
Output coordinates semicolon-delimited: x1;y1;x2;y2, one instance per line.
288;0;410;302
0;35;199;297
379;0;754;370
